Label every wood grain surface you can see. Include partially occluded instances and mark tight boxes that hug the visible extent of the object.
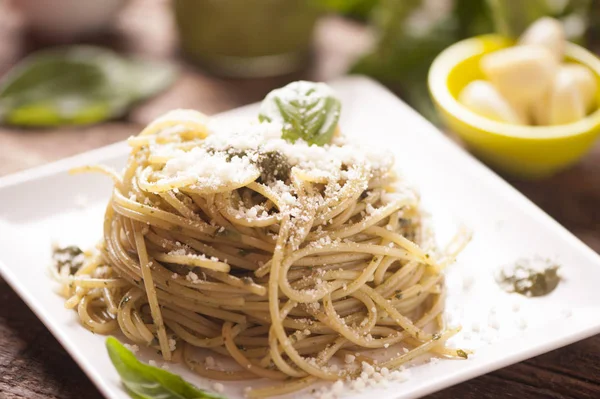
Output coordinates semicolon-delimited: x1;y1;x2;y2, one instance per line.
2;1;600;398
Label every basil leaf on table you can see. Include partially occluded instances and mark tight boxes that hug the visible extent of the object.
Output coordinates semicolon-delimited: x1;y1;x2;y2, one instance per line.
259;81;341;146
126;57;178;102
0;46;176;127
106;337;225;399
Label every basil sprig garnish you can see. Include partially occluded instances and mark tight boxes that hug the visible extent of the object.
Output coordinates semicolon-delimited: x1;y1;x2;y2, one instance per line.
259;81;341;146
0;46;176;127
106;337;225;399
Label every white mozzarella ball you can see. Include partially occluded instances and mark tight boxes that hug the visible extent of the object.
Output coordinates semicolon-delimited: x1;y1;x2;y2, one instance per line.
458;80;523;124
481;45;558;105
519;17;566;62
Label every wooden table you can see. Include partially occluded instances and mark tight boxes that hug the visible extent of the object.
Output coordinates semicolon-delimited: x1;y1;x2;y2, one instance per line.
2;1;600;398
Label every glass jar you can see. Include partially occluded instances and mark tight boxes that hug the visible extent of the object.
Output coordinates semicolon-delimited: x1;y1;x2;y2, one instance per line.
173;0;320;77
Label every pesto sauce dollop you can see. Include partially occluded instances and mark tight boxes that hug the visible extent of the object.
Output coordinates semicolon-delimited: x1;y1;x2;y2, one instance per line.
495;257;561;297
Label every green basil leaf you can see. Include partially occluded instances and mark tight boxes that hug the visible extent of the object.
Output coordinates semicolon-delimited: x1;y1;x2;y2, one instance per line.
106;337;225;399
258;81;341;146
126;58;177;102
0;46;176;127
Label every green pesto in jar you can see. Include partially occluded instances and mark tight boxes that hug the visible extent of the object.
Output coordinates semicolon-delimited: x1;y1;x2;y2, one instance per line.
173;0;320;77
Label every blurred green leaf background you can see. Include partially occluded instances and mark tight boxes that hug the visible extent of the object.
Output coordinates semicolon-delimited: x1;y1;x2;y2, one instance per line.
321;0;592;121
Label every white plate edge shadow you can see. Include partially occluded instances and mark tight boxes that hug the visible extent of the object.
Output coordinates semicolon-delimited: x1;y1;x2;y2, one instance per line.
1;75;600;399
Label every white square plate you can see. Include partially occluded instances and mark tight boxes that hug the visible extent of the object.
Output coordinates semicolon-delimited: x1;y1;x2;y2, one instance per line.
2;76;600;399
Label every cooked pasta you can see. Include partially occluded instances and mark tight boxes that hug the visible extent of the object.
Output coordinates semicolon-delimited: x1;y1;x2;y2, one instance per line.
52;83;469;397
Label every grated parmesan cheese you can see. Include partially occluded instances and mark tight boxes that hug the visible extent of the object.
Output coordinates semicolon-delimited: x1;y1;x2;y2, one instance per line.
365;203;376;215
205;356;216;368
169;248;188;256
212;382;224;393
315;362;411;399
331;380;344;395
150;116;393;203
124;344;139;353
156;146;259;193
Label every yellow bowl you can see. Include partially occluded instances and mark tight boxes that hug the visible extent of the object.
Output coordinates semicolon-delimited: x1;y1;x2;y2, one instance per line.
428;34;600;179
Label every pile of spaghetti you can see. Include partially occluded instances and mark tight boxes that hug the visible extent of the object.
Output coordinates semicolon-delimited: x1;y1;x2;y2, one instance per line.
52;82;468;397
